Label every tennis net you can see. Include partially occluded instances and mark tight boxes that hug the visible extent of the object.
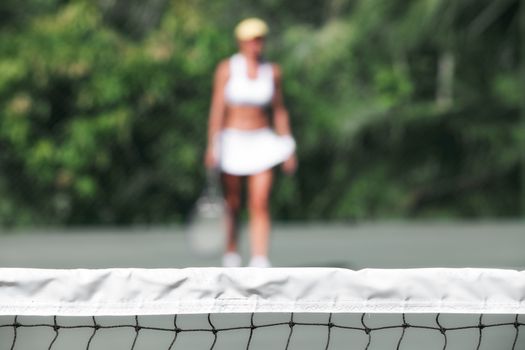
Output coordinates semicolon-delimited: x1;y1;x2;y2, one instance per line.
0;268;524;350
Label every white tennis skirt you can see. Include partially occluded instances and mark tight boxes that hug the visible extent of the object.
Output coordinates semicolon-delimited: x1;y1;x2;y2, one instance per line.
216;128;296;176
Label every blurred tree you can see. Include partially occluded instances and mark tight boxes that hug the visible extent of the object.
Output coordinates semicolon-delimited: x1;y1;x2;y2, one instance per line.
0;0;64;28
98;0;169;39
0;0;522;226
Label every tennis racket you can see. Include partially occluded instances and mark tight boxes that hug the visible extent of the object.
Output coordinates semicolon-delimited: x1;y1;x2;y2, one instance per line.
185;170;226;257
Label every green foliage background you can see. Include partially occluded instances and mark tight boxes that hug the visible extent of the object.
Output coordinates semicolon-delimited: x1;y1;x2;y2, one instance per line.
0;0;523;226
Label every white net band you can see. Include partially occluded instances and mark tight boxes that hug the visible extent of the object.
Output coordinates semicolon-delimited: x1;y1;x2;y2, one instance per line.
0;268;524;316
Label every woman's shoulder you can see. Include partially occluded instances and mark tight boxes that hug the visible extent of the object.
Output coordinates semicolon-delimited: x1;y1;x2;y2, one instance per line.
269;62;282;80
219;53;241;68
217;58;231;69
214;59;231;79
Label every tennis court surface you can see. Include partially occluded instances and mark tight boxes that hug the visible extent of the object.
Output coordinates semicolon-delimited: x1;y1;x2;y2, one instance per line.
0;221;523;269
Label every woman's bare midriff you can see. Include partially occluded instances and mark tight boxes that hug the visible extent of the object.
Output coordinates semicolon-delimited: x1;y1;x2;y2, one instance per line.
223;105;269;130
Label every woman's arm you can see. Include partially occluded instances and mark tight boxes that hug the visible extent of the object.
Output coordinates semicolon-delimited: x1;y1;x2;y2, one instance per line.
205;60;229;169
272;64;297;174
272;64;292;136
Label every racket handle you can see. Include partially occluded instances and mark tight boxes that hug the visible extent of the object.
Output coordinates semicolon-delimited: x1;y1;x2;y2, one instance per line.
206;169;222;197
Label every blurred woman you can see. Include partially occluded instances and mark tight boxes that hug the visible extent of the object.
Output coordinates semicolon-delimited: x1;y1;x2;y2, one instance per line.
205;18;296;267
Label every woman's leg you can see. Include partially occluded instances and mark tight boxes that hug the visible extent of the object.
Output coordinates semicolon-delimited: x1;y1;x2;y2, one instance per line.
247;169;273;264
222;173;242;254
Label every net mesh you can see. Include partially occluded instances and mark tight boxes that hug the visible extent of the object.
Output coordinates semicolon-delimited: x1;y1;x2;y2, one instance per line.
1;313;523;350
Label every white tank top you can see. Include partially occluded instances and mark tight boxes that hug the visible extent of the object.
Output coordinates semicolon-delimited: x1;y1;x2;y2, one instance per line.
224;54;274;107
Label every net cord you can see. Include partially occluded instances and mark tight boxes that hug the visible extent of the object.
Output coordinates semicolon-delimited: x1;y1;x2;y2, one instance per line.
0;268;524;316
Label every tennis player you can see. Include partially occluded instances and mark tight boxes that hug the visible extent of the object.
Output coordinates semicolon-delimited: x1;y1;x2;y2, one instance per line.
205;18;297;267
